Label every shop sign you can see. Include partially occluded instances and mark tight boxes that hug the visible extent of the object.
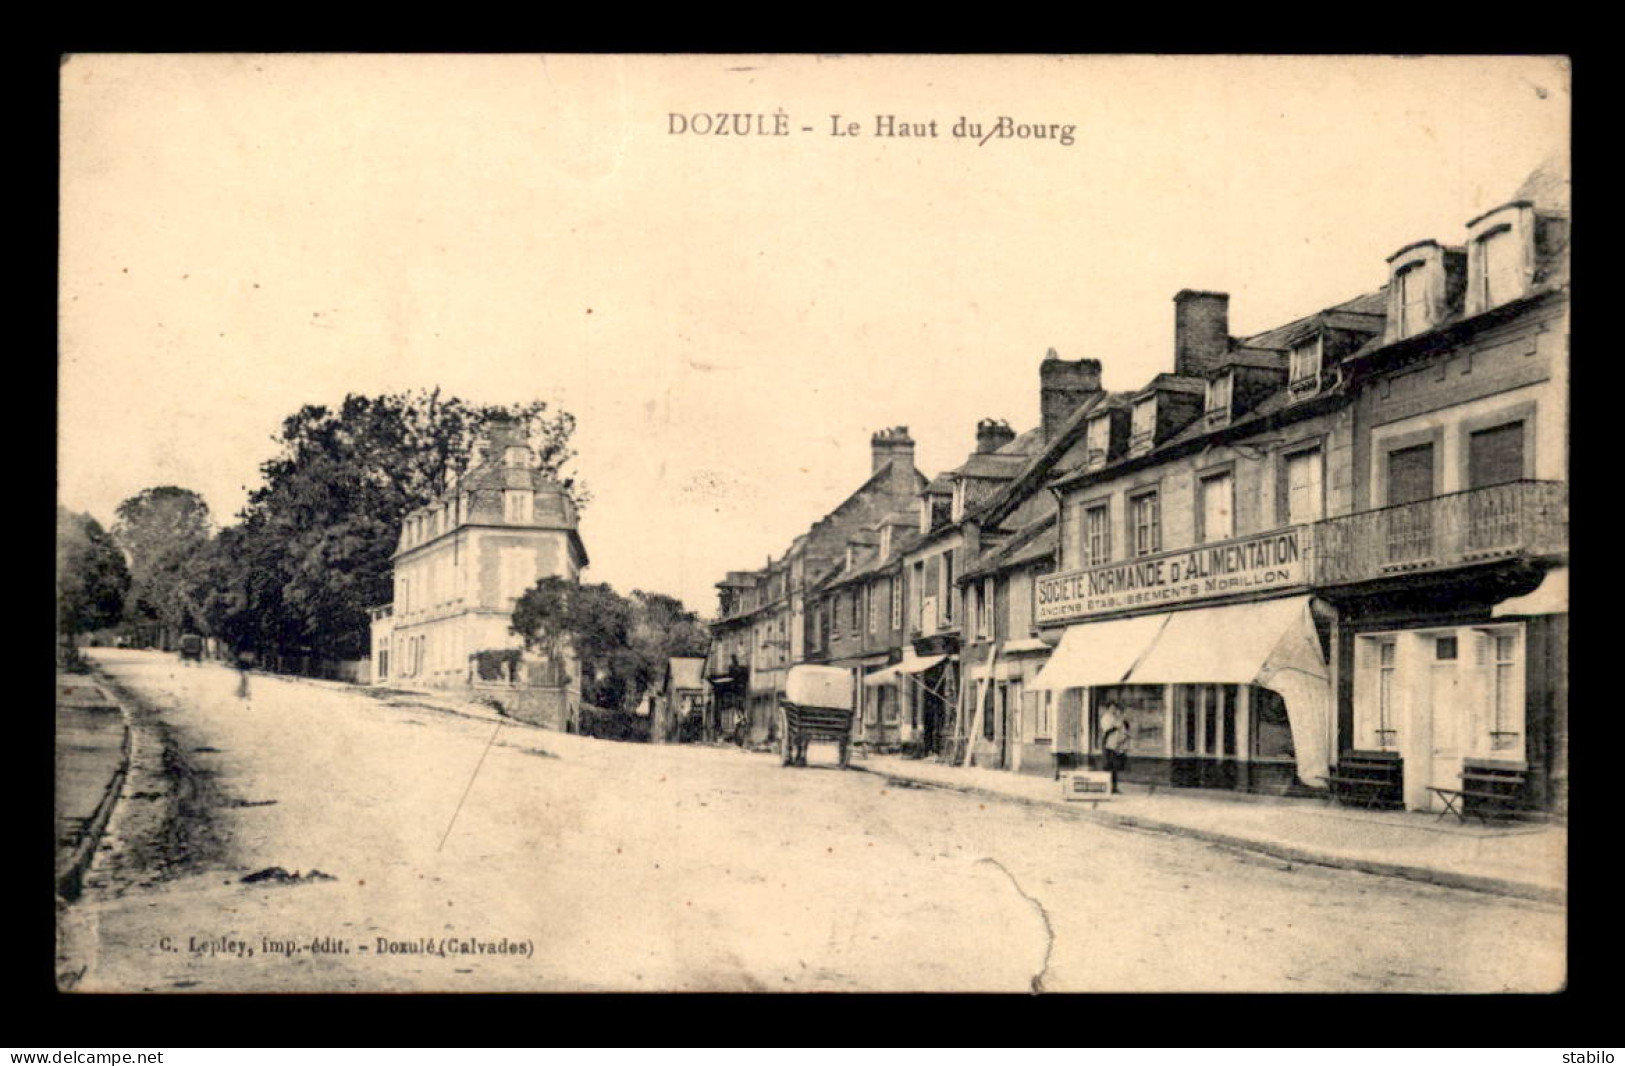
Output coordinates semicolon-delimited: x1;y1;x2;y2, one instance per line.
1060;770;1115;801
1036;527;1307;624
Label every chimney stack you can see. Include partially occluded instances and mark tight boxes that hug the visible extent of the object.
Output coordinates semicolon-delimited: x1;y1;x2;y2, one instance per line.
870;426;916;475
1039;350;1103;445
1173;290;1231;378
976;418;1017;454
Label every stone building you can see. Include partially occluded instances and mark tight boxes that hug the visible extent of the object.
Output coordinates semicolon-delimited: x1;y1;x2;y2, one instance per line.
369;418;589;730
706;428;926;745
1313;165;1570;813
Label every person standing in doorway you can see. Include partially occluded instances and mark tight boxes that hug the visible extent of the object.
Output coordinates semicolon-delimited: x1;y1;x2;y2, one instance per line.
1100;701;1132;793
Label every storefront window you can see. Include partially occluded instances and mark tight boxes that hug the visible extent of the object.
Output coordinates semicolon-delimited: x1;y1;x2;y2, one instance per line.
1176;684;1238;757
1252;687;1295;760
1094;684;1165;755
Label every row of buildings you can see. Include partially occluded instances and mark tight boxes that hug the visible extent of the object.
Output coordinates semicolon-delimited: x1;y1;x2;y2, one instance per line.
708;163;1569;815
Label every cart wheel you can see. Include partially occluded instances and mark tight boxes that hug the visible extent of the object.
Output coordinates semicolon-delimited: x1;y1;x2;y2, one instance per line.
838;740;850;769
780;728;793;767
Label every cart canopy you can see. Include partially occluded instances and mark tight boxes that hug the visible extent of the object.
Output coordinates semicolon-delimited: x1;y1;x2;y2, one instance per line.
784;665;853;711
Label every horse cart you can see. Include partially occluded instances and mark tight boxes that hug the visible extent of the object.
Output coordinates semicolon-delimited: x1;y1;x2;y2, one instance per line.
779;664;856;769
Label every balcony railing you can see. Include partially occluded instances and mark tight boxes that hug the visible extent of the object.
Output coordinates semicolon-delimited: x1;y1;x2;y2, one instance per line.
1309;480;1567;586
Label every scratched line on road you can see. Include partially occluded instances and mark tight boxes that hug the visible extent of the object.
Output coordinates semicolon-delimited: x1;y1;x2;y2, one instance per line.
438;719;504;851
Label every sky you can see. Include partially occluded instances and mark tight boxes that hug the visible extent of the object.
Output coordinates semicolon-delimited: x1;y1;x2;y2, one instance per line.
58;54;1570;617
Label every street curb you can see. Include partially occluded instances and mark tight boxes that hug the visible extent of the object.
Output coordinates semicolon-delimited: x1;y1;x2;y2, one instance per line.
55;681;132;903
854;765;1564;907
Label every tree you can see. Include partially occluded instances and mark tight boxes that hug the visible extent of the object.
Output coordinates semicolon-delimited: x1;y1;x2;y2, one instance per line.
112;486;212;645
512;578;632;709
203;390;583;662
57;506;130;642
511;580;711;715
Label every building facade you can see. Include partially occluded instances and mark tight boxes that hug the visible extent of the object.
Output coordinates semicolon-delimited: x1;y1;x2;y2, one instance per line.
369;419;589;728
1312;178;1569;813
706;429;926;746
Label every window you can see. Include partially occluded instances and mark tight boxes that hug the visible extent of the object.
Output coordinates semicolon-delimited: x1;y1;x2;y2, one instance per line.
1283;448;1324;525
867;582;879;633
1131;491;1161;557
890;577;902;630
1205;373;1233;417
1178;684;1237;757
1489;631;1521;751
1086;415;1111;466
1199;472;1234;543
1376;639;1398;748
1477;226;1522;309
504;444;530;467
1252;688;1295;759
1385;441;1436;561
503;489;533;524
1467;422;1527;552
1395;261;1428;338
1289;338;1322;389
1085;503;1112;566
942;550;955;622
1093;685;1165;755
1468;421;1526;488
974;583;988;638
850;589;861;631
1131;397;1156;449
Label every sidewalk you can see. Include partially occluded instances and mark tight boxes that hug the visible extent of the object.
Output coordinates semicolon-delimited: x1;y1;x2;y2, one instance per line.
55;674;130;899
858;753;1566;905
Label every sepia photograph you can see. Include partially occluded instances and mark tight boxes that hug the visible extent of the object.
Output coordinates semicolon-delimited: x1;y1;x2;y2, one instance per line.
56;53;1569;993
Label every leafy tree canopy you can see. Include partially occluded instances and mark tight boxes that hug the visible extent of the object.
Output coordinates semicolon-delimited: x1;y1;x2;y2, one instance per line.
512;580;710;713
112;486;212;639
57;506;130;638
183;390;583;661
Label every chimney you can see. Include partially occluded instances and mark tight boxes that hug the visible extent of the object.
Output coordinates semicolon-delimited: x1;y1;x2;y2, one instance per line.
1039;350;1103;445
479;416;526;465
871;426;915;475
976;418;1017;454
1173;290;1231;378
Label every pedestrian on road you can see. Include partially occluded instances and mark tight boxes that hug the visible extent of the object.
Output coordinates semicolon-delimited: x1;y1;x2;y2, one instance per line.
235;648;255;701
1100;701;1132;793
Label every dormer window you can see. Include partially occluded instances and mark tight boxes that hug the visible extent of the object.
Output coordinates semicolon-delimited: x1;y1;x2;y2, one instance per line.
503;489;533;524
1130;397;1156;454
1466;201;1536;315
1395;261;1428;338
1205;373;1233;425
504;445;530;468
1289;337;1323;397
1085;415;1111;468
1386;240;1465;342
951;479;966;522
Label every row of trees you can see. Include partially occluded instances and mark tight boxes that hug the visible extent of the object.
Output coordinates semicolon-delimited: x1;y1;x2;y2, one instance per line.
59;391;581;661
56;388;713;714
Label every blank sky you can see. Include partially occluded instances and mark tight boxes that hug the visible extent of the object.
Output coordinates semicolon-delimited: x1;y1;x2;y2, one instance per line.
58;54;1570;615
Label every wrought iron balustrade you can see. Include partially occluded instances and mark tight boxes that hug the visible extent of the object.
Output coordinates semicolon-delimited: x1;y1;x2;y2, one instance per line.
1309;480;1566;586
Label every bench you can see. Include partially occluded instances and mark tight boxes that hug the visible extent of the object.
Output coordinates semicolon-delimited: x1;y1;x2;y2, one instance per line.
1325;750;1404;810
1430;761;1529;824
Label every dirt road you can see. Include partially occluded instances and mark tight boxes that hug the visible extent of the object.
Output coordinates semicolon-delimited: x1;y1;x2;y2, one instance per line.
58;649;1564;992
